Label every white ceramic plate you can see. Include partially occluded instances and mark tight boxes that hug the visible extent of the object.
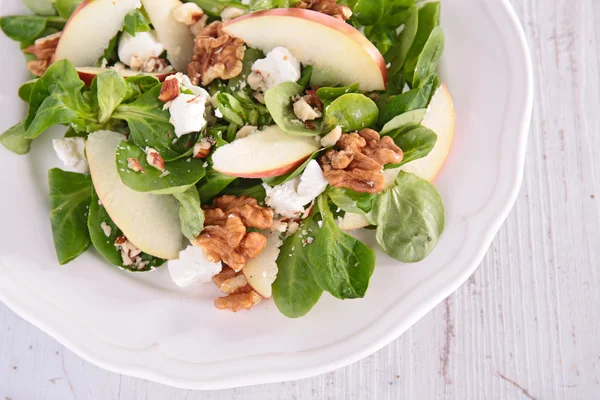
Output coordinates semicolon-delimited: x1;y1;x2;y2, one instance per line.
0;0;532;390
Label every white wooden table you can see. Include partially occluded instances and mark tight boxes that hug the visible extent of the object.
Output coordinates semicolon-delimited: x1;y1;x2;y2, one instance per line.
2;1;599;399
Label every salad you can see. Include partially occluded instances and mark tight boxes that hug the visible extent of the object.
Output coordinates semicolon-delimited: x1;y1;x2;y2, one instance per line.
0;0;455;317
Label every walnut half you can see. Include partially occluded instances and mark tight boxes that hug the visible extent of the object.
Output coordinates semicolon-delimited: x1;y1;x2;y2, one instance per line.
320;129;403;194
188;21;245;86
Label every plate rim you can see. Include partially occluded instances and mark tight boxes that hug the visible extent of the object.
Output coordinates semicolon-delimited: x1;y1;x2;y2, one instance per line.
0;0;533;390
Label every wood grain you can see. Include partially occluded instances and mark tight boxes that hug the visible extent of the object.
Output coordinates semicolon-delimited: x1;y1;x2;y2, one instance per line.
1;0;599;398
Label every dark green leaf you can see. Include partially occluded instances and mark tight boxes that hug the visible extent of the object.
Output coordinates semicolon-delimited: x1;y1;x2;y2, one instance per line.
413;26;444;88
353;0;384;25
112;84;182;161
123;75;161;102
48;168;93;265
297;65;313;89
0;121;31;155
116;141;206;194
378;74;436;127
273;216;323;318
0;16;53;42
197;168;237;204
323;93;379;132
368;171;444;262
308;195;376;299
229;48;264;91
215;93;246;126
404;1;441;85
384;124;437;168
316;83;359;105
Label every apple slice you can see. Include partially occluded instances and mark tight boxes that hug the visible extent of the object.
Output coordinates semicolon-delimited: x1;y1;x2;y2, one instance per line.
76;66;174;86
212;126;321;178
223;9;387;91
401;84;455;182
141;0;195;72
86;131;183;260
54;0;142;67
243;232;283;298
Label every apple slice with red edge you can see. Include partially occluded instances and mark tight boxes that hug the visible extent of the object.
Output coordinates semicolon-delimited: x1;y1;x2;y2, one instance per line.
339;84;456;231
212;126;321;178
54;0;142;67
223;9;387;91
76;66;174;86
243;232;283;298
141;0;195;72
86;131;184;260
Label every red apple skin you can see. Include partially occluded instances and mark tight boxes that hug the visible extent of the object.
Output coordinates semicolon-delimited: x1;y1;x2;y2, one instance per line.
76;67;174;86
223;8;388;87
213;156;310;179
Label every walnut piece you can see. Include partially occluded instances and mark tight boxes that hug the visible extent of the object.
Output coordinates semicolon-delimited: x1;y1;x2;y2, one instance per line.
23;32;62;77
146;148;165;172
192;139;212;159
294;0;352;20
127;157;145;173
158;76;180;102
214;291;262;312
188;21;245;86
195;195;273;272
320;129;403;193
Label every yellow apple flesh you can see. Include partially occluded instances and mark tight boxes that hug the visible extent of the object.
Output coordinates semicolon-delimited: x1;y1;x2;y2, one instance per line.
86;131;184;260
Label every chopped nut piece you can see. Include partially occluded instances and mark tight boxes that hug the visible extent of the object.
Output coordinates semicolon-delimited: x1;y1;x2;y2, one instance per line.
188;21;245;86
115;236;149;270
23;32;62;77
214;291;262;312
146;148;166;172
293;97;323;122
172;3;205;25
321;126;343;147
294;0;352;20
304;87;324;111
158;76;181;102
192;139;212;159
319;129;403;193
141;57;173;73
127;157;145;173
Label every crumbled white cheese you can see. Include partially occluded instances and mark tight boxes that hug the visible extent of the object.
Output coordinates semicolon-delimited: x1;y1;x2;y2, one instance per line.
168;245;223;287
52;137;88;174
293;97;322;122
100;222;112;238
172;3;205;25
118;31;164;67
220;6;246;20
248;47;301;91
169;93;208;137
263;160;328;218
321;126;342;147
